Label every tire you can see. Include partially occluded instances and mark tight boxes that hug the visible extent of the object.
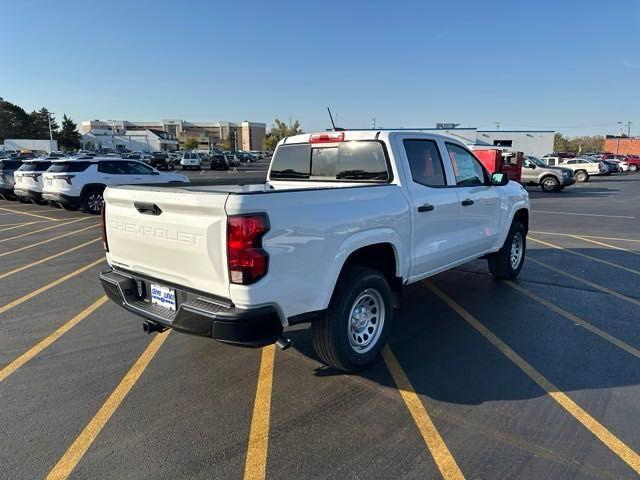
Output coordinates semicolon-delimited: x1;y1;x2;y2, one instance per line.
488;221;526;280
540;175;560;192
311;266;394;372
575;170;589;182
630;164;638;172
82;187;105;214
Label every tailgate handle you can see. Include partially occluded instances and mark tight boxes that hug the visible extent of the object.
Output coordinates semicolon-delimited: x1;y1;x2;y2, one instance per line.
134;202;162;216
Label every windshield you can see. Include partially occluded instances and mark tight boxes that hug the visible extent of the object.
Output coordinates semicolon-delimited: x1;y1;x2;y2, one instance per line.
527;156;546;167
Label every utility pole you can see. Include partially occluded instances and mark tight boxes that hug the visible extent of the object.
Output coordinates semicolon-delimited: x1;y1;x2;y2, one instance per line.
48;113;54;153
495;121;501;131
618;121;632;137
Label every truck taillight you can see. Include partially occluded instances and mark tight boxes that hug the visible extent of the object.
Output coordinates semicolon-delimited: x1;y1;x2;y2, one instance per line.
101;204;109;252
309;132;344;143
227;214;269;285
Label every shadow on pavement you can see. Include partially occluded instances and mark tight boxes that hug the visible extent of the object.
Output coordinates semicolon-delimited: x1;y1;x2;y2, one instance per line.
283;246;640;405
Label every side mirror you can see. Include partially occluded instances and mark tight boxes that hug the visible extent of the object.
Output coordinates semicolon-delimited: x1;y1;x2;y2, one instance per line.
528;163;536;169
152;170;160;175
491;172;509;186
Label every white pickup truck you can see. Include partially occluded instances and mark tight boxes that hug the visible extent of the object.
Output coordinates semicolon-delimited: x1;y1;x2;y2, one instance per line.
100;130;529;371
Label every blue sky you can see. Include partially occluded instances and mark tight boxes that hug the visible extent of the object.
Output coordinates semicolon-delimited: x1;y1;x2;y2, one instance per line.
1;0;638;136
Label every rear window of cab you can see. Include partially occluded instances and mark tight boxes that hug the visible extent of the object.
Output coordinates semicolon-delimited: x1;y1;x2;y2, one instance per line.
270;141;390;182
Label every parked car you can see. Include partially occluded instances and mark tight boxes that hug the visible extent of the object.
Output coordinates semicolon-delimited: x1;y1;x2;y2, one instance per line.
210;154;229;170
147;152;175;170
13;158;54;204
42;158;189;214
0;159;23;200
99;130;529;372
180;152;202;170
225;154;240;167
624;155;640;172
521;156;575;192
547;157;603;182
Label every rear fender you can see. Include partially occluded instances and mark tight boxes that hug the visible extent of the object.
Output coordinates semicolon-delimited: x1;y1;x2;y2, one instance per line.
319;228;406;310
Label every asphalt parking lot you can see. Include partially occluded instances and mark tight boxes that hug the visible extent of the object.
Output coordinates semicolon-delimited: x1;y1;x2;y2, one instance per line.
1;171;639;480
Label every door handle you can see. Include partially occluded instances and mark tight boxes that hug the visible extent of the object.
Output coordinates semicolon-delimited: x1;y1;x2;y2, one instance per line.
418;203;435;212
461;199;474;206
134;202;162;216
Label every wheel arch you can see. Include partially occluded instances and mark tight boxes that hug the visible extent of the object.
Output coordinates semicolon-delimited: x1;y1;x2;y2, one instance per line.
80;183;107;200
322;231;406;312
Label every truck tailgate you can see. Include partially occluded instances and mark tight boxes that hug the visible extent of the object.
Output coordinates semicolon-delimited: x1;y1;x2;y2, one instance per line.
104;186;230;299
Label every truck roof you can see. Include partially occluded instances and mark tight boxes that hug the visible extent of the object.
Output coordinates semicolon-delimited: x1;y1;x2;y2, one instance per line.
280;130;466;146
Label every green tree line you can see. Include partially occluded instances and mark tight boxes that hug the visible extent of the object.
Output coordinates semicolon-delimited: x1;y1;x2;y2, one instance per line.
553;133;604;154
0;97;81;151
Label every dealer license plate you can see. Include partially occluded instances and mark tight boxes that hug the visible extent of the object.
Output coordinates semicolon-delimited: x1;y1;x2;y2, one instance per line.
150;283;176;311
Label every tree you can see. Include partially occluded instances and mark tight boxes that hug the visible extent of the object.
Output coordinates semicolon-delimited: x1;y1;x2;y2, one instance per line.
554;133;604;154
57;114;81;151
182;137;199;150
264;119;303;151
0;97;32;142
27;107;59;139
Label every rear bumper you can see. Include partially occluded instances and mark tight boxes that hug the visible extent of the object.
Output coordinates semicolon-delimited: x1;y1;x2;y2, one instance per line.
42;192;81;205
14;188;43;201
0;186;15;198
99;268;283;347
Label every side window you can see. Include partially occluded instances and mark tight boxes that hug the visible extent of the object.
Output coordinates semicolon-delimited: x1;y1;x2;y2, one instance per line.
98;161;121;174
403;139;446;187
446;143;488;186
125;161;154;174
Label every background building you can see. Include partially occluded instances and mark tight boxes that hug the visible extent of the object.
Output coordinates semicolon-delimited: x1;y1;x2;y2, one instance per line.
80;119;266;151
80;128;179;153
604;135;640;155
1;139;58;153
380;127;554;157
474;130;555;158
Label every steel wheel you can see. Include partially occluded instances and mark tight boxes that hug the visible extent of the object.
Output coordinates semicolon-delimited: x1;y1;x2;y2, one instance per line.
510;232;524;269
348;288;385;354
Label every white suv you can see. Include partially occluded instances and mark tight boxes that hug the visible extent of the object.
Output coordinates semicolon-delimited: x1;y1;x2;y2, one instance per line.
180;152;202;170
13;158;56;204
42;157;189;214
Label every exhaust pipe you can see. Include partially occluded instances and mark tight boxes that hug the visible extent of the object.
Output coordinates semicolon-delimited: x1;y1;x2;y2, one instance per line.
142;321;165;334
275;336;291;350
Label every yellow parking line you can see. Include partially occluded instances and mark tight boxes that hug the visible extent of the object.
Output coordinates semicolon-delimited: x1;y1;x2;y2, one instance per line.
527;257;640;308
569;235;640;257
0;206;58;220
0;217;93;244
529;236;640;276
504;280;640;360
0;208;69;216
382;346;465;480
0;238;101;279
0;258;105;316
425;280;640;475
243;345;276;480
531;231;640;244
0;220;42;232
0;296;108;383
46;331;170;480
0;224;99;258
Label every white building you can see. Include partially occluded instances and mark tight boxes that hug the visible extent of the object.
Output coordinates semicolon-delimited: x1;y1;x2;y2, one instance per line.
80;119;266;151
474;130;554;158
394;127;554;158
80;128;179;152
2;139;58;153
